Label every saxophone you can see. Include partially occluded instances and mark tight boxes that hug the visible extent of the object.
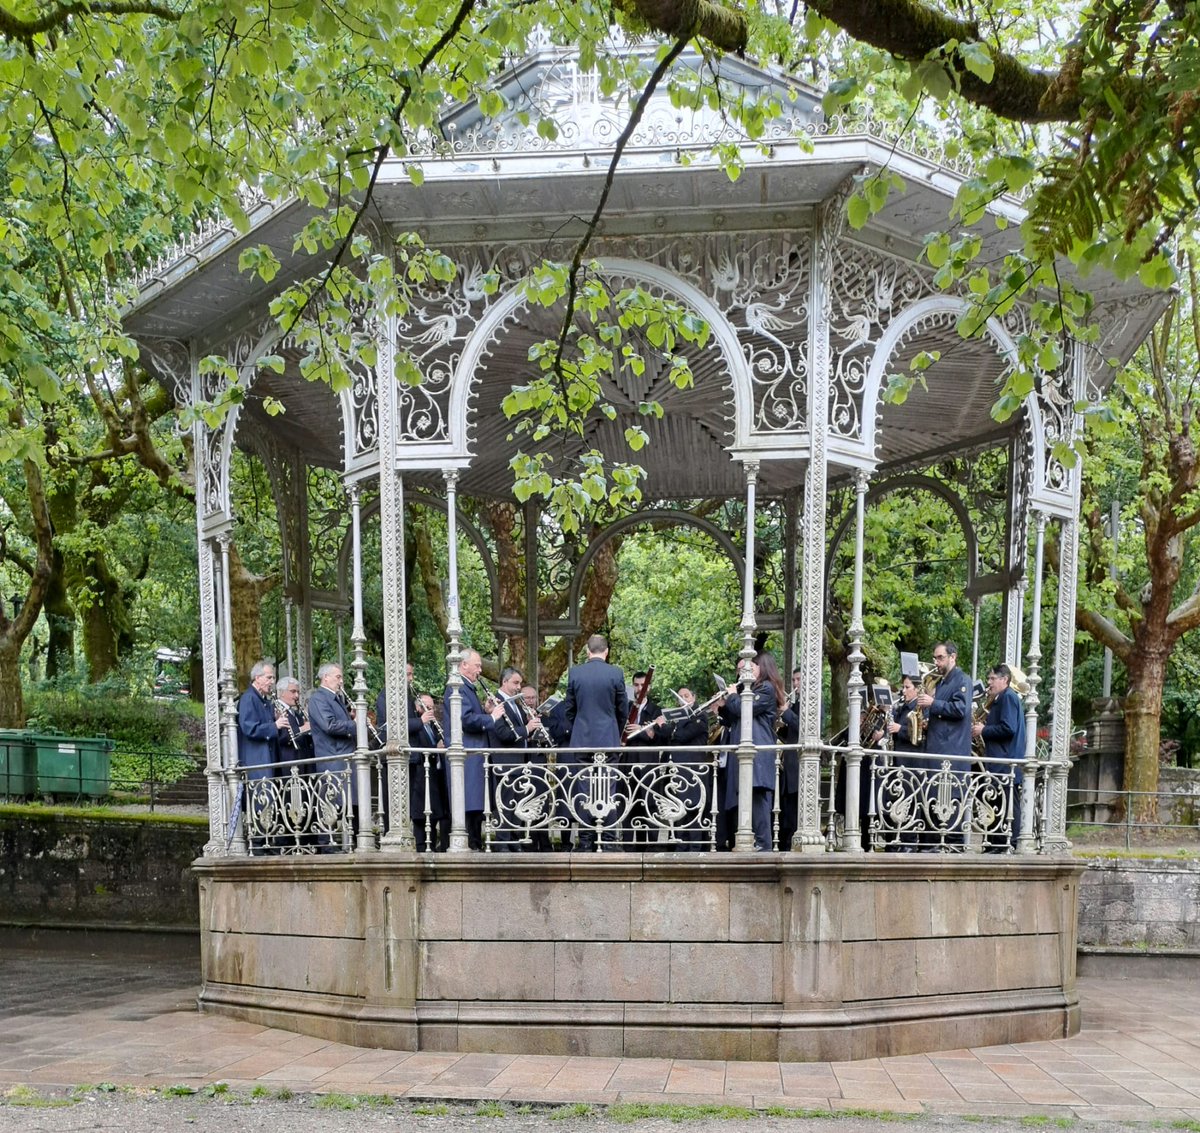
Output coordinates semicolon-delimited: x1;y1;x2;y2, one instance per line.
972;688;997;758
907;671;940;745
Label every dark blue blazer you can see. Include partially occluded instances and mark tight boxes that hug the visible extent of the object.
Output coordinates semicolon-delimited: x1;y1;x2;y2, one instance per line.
924;666;973;764
237;688;278;781
445;677;493;811
564;658;628;750
981;686;1026;763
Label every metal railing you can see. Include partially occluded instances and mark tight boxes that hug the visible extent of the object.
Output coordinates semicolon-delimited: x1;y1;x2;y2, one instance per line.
228;742;1063;856
1066;786;1200;850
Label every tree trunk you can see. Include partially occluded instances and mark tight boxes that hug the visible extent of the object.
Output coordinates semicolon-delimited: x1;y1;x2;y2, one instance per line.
0;640;25;727
1122;646;1167;824
538;536;622;697
43;553;75;679
81;548;134;680
228;544;279;686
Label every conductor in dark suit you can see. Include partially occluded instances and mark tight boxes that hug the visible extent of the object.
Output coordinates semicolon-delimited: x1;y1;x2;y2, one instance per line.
563;634;628;851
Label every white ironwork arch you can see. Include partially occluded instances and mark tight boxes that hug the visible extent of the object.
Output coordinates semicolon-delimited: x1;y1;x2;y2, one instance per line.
217;322;356;515
556;508;746;636
857;296;1048;494
443;257;757;461
825;473;982;594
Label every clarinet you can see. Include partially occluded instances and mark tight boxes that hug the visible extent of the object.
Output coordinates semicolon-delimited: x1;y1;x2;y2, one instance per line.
273;698;299;748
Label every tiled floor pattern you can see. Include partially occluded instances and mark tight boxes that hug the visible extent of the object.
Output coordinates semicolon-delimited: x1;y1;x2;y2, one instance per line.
1;974;1198;1120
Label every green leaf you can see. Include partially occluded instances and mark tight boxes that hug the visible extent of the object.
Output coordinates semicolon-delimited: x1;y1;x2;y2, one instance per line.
846;194;870;229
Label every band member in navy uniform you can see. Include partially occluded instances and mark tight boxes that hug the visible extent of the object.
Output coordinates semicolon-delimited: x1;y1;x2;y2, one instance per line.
410;692;447;851
490;665;541;850
972;663;1026;849
717;651;785;852
564;634;628;851
275;676;313;765
915;640;973;847
660;687;712;850
237;660;289;782
776;668;802;852
307;663;357;848
445;649;494;851
621;669;664;847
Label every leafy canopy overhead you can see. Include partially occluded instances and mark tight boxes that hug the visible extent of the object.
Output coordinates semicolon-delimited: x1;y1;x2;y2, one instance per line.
0;0;1191;522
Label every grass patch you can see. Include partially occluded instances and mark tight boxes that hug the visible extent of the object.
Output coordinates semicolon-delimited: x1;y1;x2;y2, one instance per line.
762;1106;919;1122
275;1087;295;1101
0;801;207;826
161;1084;197;1096
413;1102;452;1116
1020;1117;1074;1128
474;1101;507;1117
2;1085;78;1109
1171;1123;1200;1133
250;1086;271;1098
315;1092;394;1110
609;1102;757;1123
550;1102;594;1120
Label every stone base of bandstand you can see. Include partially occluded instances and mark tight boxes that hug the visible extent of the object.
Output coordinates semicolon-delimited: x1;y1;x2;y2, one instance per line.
192;854;1082;1062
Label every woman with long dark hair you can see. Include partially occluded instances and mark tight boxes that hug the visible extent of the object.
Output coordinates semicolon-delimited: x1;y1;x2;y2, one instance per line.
717;650;785;851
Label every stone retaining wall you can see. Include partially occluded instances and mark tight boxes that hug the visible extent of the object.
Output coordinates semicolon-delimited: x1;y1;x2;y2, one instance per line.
1077;855;1200;948
0;810;205;928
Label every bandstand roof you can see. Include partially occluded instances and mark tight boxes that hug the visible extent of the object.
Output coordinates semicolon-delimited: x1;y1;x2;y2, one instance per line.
126;43;1167;505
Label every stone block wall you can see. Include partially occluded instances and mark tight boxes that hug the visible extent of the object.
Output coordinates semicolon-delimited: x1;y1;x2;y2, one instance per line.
196;855;1082;1062
1078;856;1200;948
0;811;205;928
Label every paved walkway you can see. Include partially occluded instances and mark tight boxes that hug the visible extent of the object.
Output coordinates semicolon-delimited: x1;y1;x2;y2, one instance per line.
1;930;1198;1121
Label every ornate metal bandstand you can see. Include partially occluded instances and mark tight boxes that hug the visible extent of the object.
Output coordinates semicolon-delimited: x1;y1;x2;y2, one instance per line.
128;42;1163;1058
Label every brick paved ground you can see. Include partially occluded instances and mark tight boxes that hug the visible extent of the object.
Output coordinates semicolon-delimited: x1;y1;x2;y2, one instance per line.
1;927;1197;1121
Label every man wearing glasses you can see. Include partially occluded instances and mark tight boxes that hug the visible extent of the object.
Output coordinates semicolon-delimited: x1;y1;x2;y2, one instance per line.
915;641;973;847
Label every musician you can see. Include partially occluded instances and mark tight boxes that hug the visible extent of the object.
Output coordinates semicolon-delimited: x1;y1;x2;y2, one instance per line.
275;676;313;766
776;668;802;851
563;634;629;852
307;663;357;847
717;651;785;852
972;663;1026;847
882;674;925;851
410;693;447;852
917;642;973;763
446;648;493;851
489;666;539;850
515;683;555;851
661;687;712;850
915;641;973;847
236;661;289;782
886;675;923;760
622;670;664;847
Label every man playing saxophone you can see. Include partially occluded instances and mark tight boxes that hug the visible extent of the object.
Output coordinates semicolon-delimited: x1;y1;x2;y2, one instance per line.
972;663;1026;848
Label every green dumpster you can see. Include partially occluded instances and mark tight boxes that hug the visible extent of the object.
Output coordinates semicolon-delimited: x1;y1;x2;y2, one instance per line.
31;733;113;798
0;729;36;797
